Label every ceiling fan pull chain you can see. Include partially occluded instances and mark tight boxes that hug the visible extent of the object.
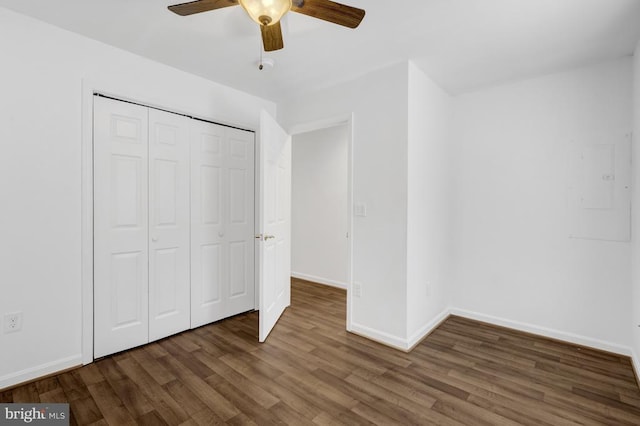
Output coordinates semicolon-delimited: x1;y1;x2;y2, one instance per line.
259;39;264;70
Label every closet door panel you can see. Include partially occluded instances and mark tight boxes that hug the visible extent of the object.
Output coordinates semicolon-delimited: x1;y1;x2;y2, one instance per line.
225;128;255;314
94;97;149;358
148;109;191;342
191;122;255;327
191;121;227;327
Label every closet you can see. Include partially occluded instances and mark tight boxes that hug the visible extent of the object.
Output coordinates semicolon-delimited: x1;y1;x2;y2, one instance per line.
93;96;255;358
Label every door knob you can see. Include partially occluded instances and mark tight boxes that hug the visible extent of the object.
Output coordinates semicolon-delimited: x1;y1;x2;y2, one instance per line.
152;237;158;242
255;234;275;241
218;231;225;238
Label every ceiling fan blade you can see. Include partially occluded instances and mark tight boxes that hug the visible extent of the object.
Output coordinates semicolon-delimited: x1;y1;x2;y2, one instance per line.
261;22;284;51
291;0;365;28
168;0;238;16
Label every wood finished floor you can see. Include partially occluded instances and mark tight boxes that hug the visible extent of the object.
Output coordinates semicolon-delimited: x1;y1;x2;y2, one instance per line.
2;279;640;425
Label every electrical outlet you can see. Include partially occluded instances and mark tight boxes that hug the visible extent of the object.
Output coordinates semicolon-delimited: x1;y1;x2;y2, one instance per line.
3;312;22;334
353;282;362;298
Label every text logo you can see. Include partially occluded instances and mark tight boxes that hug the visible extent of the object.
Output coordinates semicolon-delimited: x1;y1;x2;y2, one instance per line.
0;404;68;425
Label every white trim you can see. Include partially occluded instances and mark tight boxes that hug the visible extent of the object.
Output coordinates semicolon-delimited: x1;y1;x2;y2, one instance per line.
349;322;410;351
288;114;351;136
81;80;95;365
632;350;640;386
349;308;450;352
254;127;261;312
291;272;348;290
406;308;450;350
288;113;355;333
352;307;636;357
0;354;81;391
346;115;354;332
450;308;633;356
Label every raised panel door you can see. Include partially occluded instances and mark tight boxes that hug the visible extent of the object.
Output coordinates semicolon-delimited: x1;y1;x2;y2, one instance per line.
148;109;191;342
191;121;255;327
94;96;149;358
258;110;291;342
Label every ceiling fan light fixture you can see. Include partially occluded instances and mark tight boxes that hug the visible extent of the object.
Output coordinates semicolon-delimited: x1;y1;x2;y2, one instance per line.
239;0;292;26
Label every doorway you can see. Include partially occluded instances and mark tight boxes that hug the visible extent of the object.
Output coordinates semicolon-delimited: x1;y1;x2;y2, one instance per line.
289;116;354;329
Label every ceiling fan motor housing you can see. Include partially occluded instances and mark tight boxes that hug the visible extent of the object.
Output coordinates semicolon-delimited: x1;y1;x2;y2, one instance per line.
239;0;292;26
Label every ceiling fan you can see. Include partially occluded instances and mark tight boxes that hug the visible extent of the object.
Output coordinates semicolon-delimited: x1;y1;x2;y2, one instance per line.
168;0;366;52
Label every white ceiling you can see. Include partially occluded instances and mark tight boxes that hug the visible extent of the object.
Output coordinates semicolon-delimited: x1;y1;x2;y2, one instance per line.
1;0;639;102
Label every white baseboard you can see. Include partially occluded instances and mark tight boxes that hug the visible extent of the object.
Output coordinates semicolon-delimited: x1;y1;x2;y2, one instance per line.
349;322;409;351
450;308;632;356
349;308;450;352
3;310;636;390
407;308;450;350
291;272;347;290
0;354;82;391
632;350;640;387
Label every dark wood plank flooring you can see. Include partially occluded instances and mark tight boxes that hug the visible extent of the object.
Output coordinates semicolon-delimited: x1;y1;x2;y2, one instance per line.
2;278;640;425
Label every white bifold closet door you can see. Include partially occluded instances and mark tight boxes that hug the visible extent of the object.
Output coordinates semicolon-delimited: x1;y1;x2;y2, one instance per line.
148;108;191;342
190;119;256;328
94;96;190;358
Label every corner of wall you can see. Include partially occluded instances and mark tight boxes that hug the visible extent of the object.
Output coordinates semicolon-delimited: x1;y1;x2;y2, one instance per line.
632;350;640;389
632;39;640;377
406;308;451;350
405;61;455;345
348;323;409;350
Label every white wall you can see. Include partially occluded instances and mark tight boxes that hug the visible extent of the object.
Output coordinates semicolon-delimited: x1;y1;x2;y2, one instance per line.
0;7;274;389
3;4;636;390
280;62;410;345
406;63;453;344
632;42;640;371
291;125;349;288
451;58;633;353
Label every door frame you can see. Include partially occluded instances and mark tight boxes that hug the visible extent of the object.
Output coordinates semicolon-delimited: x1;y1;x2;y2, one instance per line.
80;80;258;364
288;114;355;332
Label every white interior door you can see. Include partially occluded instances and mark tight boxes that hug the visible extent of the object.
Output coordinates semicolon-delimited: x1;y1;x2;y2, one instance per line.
191;120;256;328
148;109;191;341
259;110;291;342
94;96;149;358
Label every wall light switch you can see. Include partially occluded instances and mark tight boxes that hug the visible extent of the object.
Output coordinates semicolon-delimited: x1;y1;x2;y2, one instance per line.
354;203;367;217
353;282;362;298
